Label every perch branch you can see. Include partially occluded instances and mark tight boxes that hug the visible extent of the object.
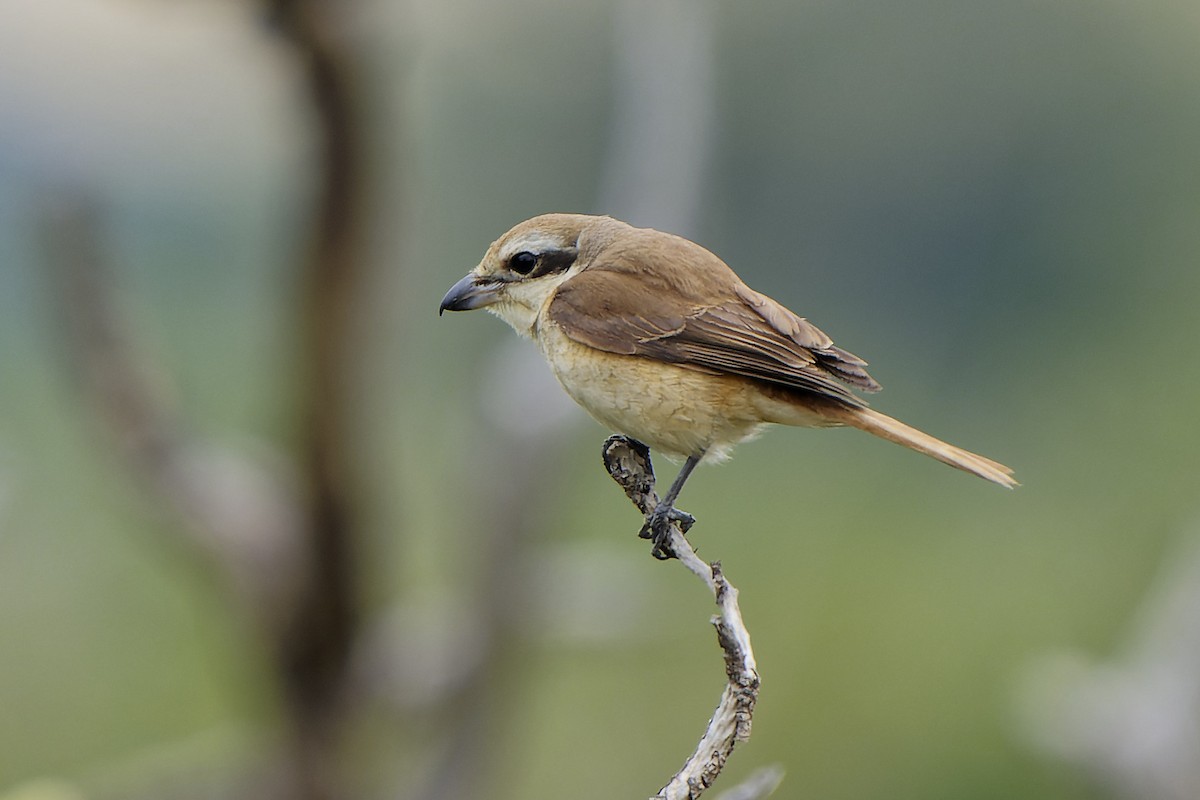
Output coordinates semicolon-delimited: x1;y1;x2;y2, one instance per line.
602;436;775;800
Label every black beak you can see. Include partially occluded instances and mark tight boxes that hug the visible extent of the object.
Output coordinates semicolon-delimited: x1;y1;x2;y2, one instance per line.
439;273;501;316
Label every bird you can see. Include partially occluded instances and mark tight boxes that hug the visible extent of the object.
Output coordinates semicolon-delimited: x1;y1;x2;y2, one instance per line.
440;213;1016;546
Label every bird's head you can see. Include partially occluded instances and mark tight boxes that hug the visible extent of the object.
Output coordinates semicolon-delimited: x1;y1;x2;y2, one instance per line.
439;213;613;335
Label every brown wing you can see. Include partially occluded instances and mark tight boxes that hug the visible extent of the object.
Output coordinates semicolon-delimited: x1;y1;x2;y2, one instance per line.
547;254;881;407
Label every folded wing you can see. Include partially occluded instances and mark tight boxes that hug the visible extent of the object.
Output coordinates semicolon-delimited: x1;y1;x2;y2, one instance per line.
548;262;880;408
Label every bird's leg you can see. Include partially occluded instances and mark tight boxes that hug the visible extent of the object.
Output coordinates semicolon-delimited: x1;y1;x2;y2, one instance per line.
640;451;702;558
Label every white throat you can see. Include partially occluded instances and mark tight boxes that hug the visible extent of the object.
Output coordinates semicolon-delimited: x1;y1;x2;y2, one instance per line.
486;266;580;338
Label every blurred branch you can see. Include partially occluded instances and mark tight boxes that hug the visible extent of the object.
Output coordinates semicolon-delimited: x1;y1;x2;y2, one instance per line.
264;0;369;797
599;0;716;237
602;436;776;800
42;0;373;798
403;437;562;800
1019;524;1200;800
713;767;786;800
382;344;580;800
41;196;309;635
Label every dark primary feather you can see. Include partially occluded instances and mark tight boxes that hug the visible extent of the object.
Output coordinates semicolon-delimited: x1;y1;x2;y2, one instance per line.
547;232;881;407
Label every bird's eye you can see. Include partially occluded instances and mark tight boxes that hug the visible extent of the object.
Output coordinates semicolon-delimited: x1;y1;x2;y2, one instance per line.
510;251;538;275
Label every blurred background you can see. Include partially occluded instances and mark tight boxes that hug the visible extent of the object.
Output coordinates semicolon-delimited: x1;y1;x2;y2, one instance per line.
2;0;1199;798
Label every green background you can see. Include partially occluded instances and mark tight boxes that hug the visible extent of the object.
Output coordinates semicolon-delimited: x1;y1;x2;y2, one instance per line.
2;1;1199;797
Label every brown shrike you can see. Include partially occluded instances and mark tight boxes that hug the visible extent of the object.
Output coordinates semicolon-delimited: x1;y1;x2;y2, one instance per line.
440;214;1016;544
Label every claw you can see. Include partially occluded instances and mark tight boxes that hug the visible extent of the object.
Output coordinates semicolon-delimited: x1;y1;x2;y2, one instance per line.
640;503;695;559
639;507;695;539
601;438;703;561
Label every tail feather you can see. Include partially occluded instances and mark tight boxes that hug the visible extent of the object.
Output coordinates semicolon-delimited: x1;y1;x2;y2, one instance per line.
836;406;1017;488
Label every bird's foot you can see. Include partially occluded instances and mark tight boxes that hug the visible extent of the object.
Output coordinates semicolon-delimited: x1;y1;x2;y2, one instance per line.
639;502;695;560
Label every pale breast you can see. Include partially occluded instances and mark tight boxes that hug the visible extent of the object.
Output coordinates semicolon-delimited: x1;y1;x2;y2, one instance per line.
534;320;773;461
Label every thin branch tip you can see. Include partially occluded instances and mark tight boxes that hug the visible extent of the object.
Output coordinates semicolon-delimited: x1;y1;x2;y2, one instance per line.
600;435;770;799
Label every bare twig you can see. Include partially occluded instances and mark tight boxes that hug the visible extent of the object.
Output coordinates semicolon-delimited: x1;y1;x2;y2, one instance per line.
602;436;774;800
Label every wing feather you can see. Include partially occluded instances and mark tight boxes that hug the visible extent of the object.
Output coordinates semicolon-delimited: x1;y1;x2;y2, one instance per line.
548;263;880;407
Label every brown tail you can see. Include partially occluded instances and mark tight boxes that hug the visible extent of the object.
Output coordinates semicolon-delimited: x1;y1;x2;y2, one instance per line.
835;406;1017;488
